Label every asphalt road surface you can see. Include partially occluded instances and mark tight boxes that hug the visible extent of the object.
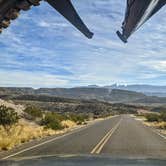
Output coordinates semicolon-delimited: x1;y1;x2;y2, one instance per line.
1;115;166;160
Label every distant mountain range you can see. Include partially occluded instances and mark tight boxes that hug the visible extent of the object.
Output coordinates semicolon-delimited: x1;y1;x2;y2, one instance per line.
104;84;166;97
1;85;166;104
81;84;166;97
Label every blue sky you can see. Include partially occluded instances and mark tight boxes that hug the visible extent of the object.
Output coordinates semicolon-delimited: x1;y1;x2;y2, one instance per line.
0;0;166;88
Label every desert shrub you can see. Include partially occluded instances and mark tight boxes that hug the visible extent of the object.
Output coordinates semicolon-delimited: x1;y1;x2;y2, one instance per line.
0;105;19;131
158;122;166;130
23;106;42;120
68;113;88;125
0;123;56;151
159;112;166;122
51;112;68;121
41;112;64;130
145;113;160;122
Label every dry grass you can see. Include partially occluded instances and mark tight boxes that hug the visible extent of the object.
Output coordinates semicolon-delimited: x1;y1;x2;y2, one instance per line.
0;120;56;151
143;120;166;135
144;121;166;129
0;118;79;151
135;116;146;121
61;120;76;128
136;114;166;135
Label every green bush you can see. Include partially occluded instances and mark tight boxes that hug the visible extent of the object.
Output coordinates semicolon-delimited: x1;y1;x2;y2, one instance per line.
0;105;19;131
145;112;166;122
23;106;42;120
51;112;67;121
68;113;88;125
41;112;64;130
145;113;159;122
160;112;166;122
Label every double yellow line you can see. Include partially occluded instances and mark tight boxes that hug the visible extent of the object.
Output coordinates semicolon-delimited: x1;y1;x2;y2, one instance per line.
91;119;122;154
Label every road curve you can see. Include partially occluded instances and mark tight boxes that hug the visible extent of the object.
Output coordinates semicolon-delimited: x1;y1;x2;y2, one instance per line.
1;115;166;160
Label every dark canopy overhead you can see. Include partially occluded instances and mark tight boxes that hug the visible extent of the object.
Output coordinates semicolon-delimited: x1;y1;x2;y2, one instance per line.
0;0;166;42
47;0;94;39
117;0;166;43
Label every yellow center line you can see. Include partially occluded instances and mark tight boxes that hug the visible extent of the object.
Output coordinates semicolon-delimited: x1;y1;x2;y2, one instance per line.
91;119;122;154
2;116;119;160
90;127;114;154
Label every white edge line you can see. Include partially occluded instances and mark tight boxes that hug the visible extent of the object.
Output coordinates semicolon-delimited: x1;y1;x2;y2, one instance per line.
2;127;86;160
152;130;166;140
134;117;166;141
2;116;119;160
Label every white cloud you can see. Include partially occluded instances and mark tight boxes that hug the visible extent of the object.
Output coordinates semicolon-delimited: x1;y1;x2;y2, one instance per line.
142;61;166;72
0;70;68;88
0;0;166;87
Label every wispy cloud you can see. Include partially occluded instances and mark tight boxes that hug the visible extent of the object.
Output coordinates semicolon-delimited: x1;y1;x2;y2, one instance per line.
0;70;68;88
0;0;165;87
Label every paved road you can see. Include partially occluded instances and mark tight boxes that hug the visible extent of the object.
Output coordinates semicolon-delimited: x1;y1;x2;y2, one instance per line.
1;115;166;159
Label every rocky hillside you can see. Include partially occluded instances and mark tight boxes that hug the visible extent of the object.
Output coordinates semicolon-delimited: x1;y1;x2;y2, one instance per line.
108;89;146;102
1;87;166;104
0;87;145;103
0;99;24;115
